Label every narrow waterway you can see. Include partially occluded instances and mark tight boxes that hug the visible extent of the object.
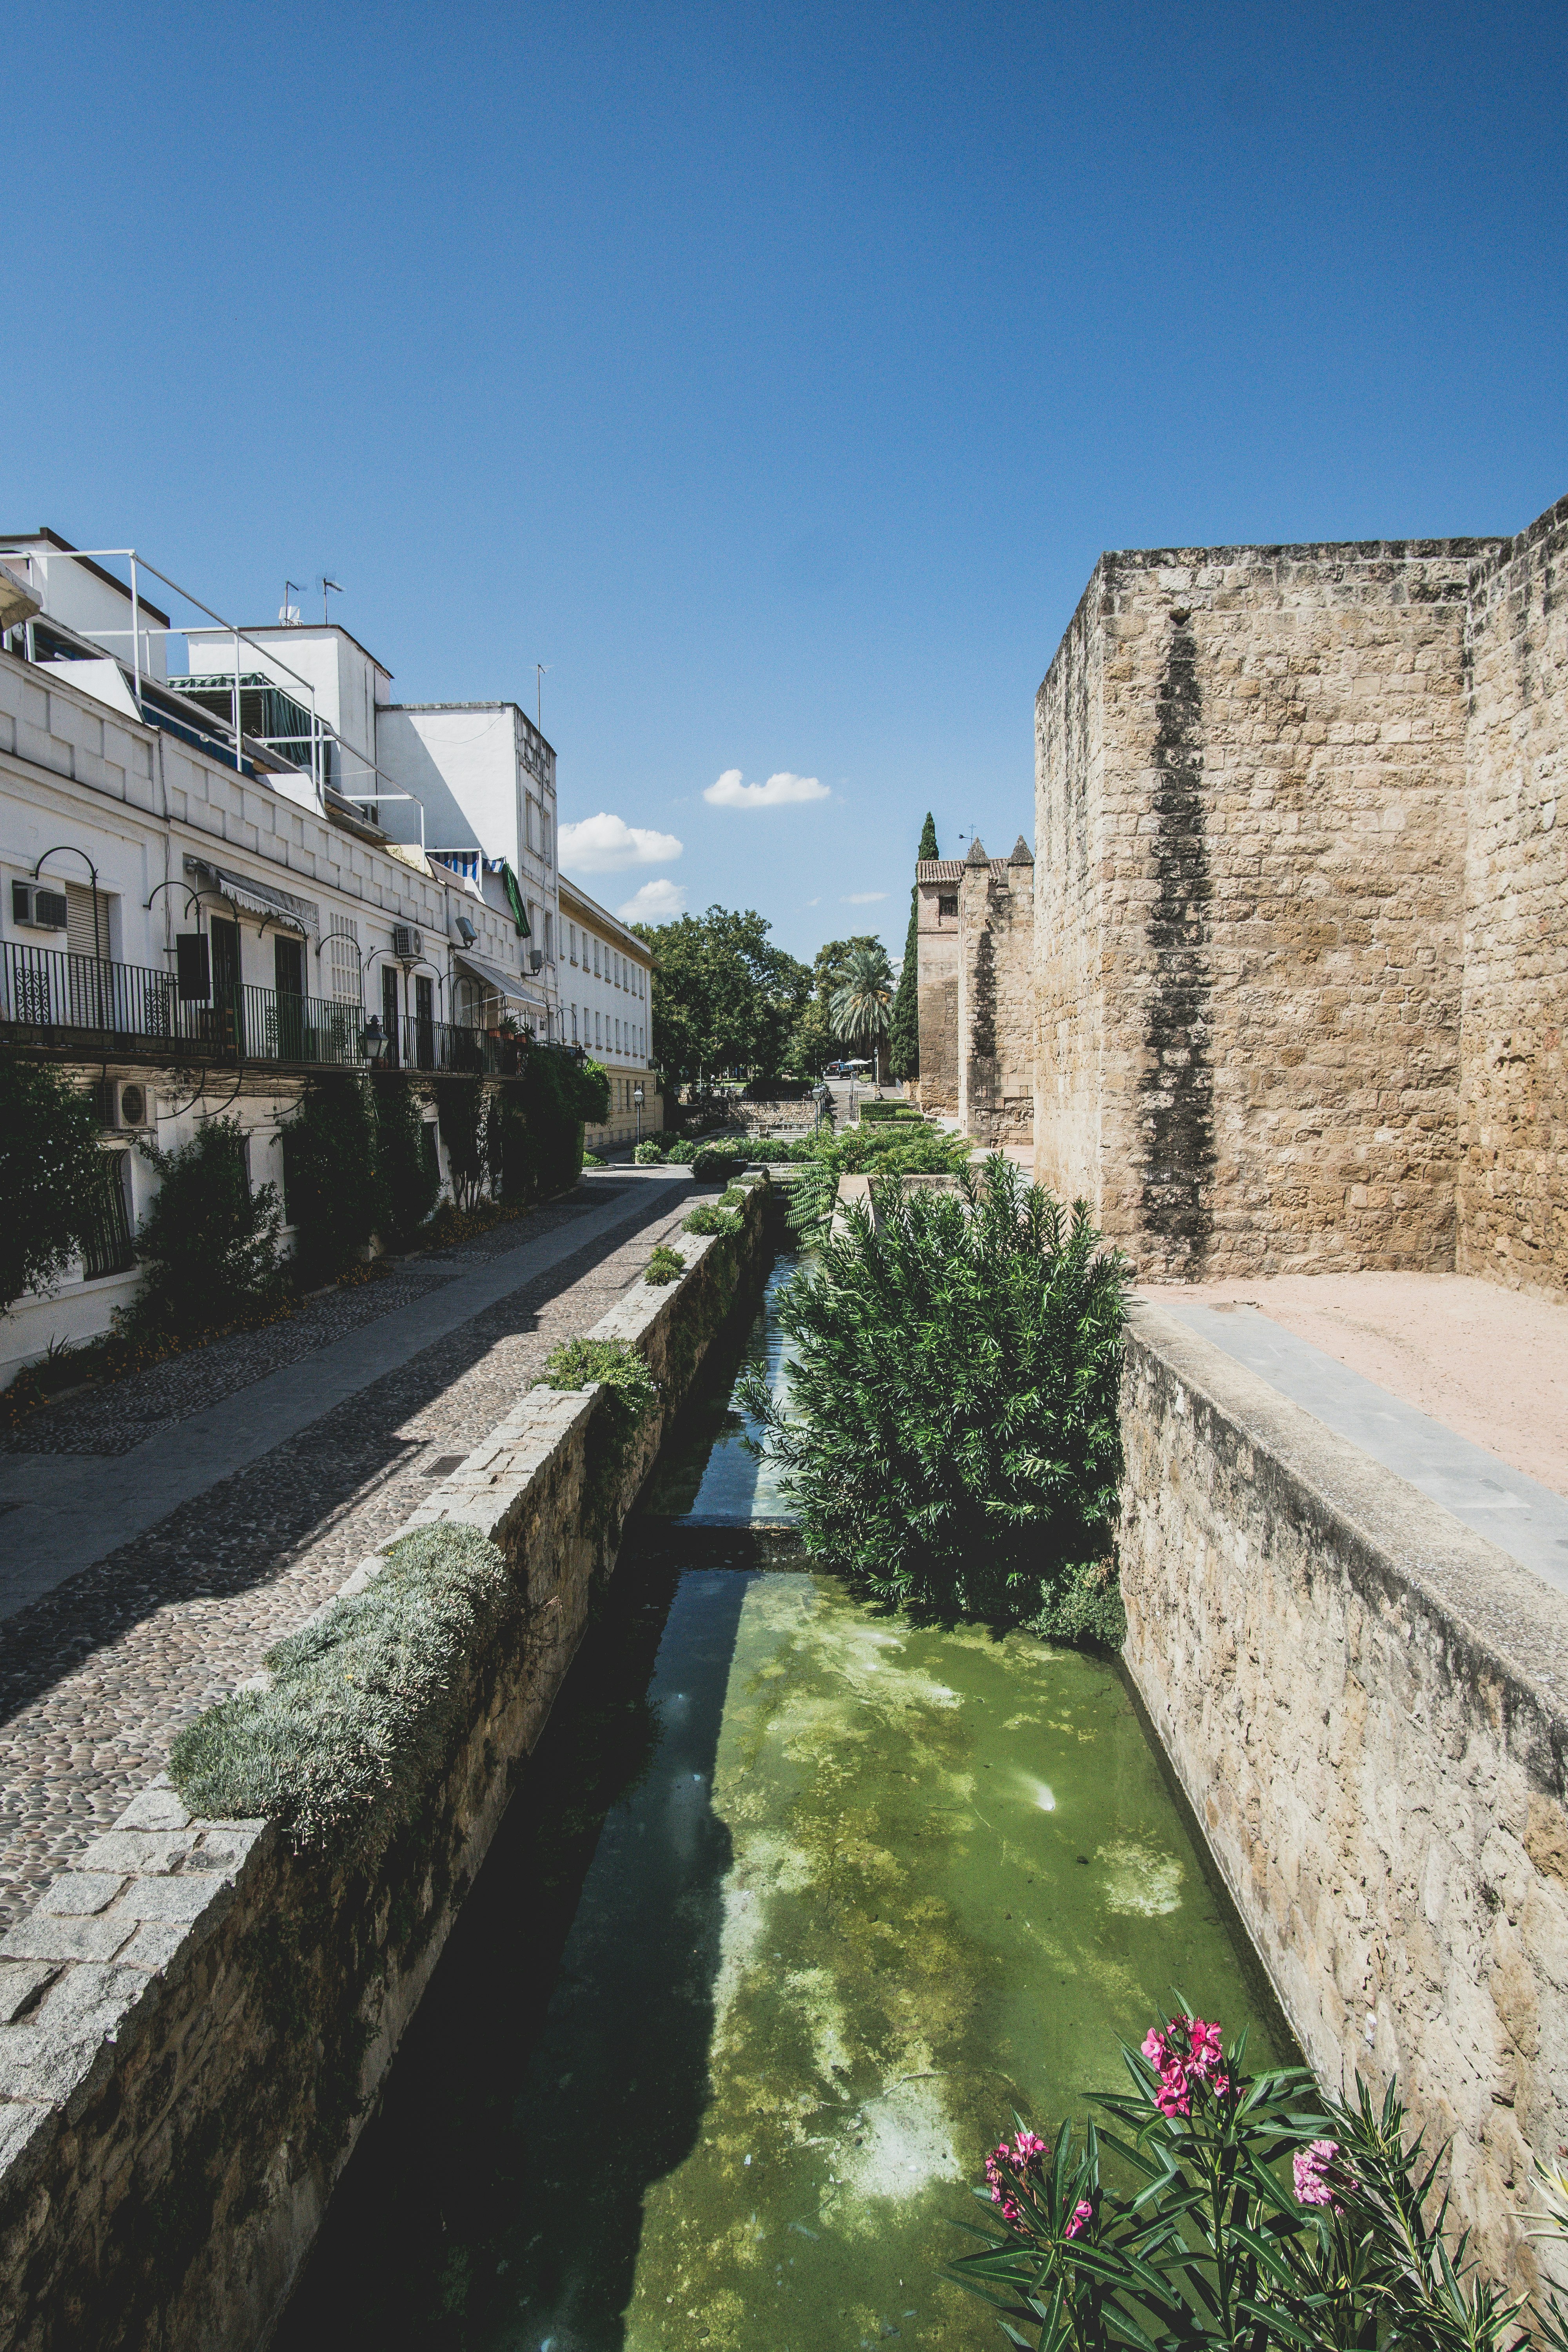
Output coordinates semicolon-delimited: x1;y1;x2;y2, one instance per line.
281;1244;1290;2352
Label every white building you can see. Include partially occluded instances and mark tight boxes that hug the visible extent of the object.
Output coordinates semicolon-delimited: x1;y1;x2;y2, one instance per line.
0;532;542;1385
375;701;558;1038
559;873;661;1150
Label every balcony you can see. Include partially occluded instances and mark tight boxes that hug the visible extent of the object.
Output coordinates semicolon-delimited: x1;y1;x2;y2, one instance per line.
0;944;348;1073
381;1013;499;1076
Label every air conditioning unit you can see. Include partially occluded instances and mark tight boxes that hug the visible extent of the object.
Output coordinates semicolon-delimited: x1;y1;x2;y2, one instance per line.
11;881;67;932
97;1079;151;1131
392;925;423;964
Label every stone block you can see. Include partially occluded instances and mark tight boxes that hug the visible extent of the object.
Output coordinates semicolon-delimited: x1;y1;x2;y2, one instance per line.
37;1875;126;1918
0;1911;138;1965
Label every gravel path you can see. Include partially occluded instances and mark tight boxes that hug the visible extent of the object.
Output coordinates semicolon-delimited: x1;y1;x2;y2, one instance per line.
0;1181;698;1930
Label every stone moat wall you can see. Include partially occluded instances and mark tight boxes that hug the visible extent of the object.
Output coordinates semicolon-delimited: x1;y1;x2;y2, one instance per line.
0;1179;772;2352
1119;1299;1568;2292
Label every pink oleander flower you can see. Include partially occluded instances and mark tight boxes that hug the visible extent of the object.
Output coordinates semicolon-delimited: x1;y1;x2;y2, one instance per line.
1011;2130;1047;2172
1144;2015;1232;2118
1064;2198;1093;2240
1294;2139;1342;2210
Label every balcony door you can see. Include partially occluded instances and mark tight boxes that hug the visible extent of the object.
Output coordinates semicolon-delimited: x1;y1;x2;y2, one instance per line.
382;964;402;1069
275;934;306;1062
415;975;435;1070
210;917;240;1054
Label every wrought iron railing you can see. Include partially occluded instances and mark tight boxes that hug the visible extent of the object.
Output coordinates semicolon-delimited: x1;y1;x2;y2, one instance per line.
1;942;377;1070
381;1013;498;1075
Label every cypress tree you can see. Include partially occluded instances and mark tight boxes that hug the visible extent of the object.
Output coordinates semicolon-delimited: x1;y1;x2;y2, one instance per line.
888;811;937;1082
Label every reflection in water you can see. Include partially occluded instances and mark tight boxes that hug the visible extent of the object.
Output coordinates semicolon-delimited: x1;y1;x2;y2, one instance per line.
281;1246;1291;2352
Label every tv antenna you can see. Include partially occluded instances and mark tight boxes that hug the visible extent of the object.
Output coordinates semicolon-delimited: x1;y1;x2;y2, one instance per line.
535;662;549;730
321;577;344;625
279;579;302;624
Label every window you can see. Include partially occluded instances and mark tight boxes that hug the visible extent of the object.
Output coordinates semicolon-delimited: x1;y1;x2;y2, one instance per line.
939;894;958;920
542;813;552;866
595;1011;602;1047
593;937;601;977
327;921;359;1005
80;1152;134;1280
571;1004;579;1042
569;922;577;965
545;912;554;961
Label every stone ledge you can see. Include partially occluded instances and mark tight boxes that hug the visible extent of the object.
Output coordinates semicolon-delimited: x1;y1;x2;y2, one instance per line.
1125;1300;1568;1732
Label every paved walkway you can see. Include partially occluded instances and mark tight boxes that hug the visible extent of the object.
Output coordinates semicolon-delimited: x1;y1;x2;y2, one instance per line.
1157;1297;1568;1598
0;1169;696;1929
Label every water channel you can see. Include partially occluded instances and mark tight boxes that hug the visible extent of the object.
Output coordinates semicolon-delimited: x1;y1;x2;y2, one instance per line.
281;1239;1290;2352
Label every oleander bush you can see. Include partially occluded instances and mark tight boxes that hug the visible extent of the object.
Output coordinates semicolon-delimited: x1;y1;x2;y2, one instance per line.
742;1156;1128;1639
373;1074;443;1238
954;2007;1563;2352
130;1118;288;1333
168;1524;518;1864
0;1052;111;1315
643;1243;686;1287
283;1074;384;1279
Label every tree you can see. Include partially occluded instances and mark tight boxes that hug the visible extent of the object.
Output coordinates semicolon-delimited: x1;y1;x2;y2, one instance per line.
132;1120;285;1331
889;812;936;1084
633;907;812;1091
0;1054;112;1315
829;941;895;1085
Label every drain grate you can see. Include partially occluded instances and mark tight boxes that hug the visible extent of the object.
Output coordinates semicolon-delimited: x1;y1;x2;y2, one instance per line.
425;1454;467;1478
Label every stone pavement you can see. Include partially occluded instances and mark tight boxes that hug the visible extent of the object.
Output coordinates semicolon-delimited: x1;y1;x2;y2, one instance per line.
0;1170;699;1930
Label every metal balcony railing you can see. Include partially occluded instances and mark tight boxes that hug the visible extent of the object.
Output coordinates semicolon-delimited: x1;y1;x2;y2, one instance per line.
2;942;372;1070
381;1013;498;1075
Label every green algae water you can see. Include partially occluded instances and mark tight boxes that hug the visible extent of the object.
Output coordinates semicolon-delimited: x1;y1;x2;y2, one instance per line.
282;1245;1290;2352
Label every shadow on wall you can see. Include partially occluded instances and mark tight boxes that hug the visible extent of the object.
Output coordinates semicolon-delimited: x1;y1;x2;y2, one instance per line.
1138;612;1215;1273
279;1559;750;2352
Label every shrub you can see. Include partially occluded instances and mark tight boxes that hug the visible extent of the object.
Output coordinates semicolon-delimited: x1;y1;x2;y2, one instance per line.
282;1075;383;1280
682;1203;741;1237
373;1076;443;1240
583;1150;607;1168
717;1184;747;1209
643;1243;686;1287
856;1099;923;1124
693;1143;744;1182
131;1119;286;1332
514;1046;595;1198
168;1524;517;1864
953;2008;1553;2351
741;1156;1128;1638
633;1139;665;1165
0;1054;113;1314
535;1336;661;1534
576;1055;613;1127
664;1138;699;1164
434;1076;488;1211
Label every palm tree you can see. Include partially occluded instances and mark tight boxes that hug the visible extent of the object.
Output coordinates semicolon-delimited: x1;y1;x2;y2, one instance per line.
830;942;895;1087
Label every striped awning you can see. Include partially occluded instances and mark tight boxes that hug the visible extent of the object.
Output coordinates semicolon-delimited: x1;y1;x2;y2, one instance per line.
185;857;319;935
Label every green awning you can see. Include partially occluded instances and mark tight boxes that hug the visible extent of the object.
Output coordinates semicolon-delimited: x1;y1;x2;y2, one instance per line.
499;860;530;938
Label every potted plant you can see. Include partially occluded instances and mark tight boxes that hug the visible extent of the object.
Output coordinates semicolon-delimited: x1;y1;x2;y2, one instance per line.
497;1013;521;1075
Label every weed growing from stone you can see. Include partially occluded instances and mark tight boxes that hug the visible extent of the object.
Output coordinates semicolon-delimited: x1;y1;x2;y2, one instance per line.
643;1243;686;1286
168;1524;519;1864
536;1337;662;1539
681;1203;742;1237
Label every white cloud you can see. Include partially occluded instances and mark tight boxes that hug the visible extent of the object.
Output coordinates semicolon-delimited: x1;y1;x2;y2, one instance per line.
843;891;887;904
558;811;683;873
703;767;830;809
616;877;686;924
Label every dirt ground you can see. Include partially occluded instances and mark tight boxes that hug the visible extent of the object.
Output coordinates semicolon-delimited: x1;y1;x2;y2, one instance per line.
1139;1269;1568;1500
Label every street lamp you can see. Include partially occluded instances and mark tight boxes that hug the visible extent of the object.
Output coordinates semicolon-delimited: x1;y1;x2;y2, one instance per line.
634;1083;644;1147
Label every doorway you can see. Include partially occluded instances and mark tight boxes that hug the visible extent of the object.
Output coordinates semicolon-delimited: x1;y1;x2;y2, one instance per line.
274;933;306;1061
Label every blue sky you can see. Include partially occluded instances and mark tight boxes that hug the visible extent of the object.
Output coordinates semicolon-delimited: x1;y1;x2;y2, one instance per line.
6;2;1565;964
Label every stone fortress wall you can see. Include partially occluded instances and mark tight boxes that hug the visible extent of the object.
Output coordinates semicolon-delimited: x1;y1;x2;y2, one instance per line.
1460;493;1568;1294
1031;487;1568;1294
915;840;1035;1148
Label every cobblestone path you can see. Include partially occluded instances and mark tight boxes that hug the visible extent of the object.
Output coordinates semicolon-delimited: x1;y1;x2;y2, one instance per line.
0;1178;699;1930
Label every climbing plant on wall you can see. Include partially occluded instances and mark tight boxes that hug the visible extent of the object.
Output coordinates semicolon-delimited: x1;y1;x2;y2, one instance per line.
0;1053;112;1314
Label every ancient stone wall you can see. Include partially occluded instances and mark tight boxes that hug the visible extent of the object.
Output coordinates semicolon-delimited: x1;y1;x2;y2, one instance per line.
914;861;962;1113
1460;493;1568;1296
957;840;1035;1149
1120;1299;1568;2294
0;1183;773;2352
1034;539;1494;1278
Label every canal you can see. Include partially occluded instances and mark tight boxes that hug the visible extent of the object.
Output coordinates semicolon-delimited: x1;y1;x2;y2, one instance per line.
280;1242;1291;2351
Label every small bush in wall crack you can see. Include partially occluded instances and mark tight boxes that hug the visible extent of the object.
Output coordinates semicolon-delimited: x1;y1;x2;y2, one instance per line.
168;1524;518;1864
536;1337;661;1537
682;1203;742;1238
642;1243;686;1287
